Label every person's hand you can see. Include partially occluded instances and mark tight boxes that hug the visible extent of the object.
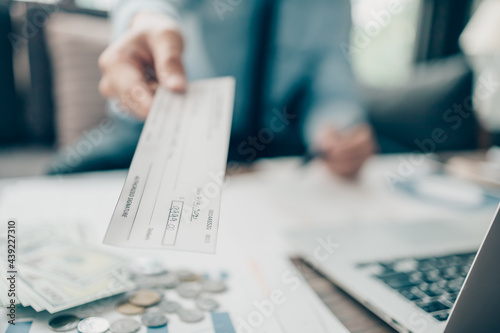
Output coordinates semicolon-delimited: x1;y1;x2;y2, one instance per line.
98;13;186;119
316;125;376;179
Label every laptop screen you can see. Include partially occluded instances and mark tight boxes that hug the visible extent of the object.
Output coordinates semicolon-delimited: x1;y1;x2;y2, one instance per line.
445;205;500;332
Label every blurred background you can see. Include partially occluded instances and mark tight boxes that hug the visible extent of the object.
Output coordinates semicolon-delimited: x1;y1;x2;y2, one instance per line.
0;0;498;178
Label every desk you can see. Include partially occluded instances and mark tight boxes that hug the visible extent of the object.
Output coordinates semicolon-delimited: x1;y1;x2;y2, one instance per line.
0;155;497;332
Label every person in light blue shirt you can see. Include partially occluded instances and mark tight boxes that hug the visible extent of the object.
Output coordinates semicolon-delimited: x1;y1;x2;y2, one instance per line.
49;0;375;178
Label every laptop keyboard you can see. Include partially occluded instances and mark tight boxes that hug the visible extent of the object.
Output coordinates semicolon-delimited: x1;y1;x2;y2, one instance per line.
357;252;476;322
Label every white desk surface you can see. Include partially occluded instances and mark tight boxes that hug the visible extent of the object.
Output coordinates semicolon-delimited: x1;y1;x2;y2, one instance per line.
1;155;495;228
0;155;497;332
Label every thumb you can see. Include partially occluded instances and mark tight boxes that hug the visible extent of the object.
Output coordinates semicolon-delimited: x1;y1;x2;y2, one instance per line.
150;30;187;92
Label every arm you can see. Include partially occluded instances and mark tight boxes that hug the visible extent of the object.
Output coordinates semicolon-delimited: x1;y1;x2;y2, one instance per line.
302;0;375;178
98;0;186;118
112;0;181;39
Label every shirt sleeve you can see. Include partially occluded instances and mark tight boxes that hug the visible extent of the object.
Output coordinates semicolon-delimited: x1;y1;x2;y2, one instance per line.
111;0;181;40
302;0;367;147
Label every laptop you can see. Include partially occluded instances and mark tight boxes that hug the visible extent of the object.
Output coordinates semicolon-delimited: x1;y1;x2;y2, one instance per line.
289;204;500;332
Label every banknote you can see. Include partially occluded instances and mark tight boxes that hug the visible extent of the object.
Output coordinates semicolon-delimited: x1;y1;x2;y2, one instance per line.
104;77;235;253
19;244;127;287
18;267;133;313
0;228;135;313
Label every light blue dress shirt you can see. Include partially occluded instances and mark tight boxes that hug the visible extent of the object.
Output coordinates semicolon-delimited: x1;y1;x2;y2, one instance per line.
111;0;366;158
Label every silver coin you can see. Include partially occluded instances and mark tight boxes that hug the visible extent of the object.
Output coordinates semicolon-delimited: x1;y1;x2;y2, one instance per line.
141;312;169;327
77;317;110;333
176;282;202;298
110;318;141;333
196;297;220;312
159;273;180;289
158;300;182;313
176;270;201;282
131;275;150;288
177;309;205;323
202;280;227;293
146;273;180;289
48;314;80;332
145;306;162;313
142;276;163;289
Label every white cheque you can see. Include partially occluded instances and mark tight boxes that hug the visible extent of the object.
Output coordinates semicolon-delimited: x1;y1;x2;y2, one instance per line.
104;77;235;253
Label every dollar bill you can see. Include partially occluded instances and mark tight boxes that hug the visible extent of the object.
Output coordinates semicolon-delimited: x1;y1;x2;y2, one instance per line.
18;266;134;313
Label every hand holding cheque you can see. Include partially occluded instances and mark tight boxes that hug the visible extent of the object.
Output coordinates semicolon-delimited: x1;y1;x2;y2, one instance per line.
104;78;235;253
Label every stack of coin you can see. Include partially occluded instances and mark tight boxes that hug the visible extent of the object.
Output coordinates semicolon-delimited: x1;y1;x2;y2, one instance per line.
131;269;228;322
47;268;230;332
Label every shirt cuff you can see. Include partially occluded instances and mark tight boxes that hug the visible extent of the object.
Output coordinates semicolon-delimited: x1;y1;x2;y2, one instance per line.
112;0;180;40
303;101;367;148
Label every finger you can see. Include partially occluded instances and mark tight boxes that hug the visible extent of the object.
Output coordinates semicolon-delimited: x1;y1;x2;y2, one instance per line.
149;30;186;92
111;64;155;119
330;139;375;162
325;152;366;170
317;127;341;153
327;128;375;161
324;136;374;160
335;126;373;154
325;154;370;173
323;142;373;178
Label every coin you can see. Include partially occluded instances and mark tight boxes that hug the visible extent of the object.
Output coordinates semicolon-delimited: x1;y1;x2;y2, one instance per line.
110;318;141;333
202;279;227;293
131;275;150;288
142;276;163;289
177;309;205;323
158;300;181;313
75;305;98;319
196;297;220;312
48;314;79;332
141;312;169;327
176;282;202;298
159;273;180;289
129;289;161;307
146;273;180;289
177;270;201;282
116;301;145;315
77;317;110;333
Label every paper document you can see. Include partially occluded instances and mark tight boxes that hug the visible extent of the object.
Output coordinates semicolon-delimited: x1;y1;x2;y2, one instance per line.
103;77;235;253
